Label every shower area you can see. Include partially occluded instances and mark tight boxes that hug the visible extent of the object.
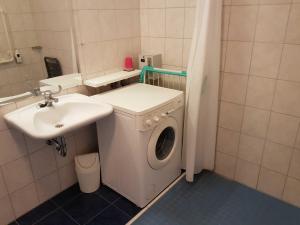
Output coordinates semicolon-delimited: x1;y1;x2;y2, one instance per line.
134;0;300;224
217;0;300;206
142;0;300;209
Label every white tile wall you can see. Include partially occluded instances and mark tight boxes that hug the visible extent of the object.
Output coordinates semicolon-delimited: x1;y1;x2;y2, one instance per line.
140;0;196;70
74;0;141;80
217;0;300;208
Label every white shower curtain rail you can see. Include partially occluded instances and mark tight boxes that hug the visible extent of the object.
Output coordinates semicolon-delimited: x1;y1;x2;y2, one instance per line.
0;7;14;64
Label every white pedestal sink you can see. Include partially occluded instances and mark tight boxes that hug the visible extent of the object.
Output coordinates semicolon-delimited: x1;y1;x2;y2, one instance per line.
4;94;113;139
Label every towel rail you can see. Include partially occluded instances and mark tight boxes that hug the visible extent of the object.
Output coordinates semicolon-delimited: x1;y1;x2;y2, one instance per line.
139;66;187;91
0;7;14;64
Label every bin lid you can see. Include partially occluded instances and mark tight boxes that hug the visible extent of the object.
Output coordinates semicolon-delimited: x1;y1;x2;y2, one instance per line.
75;153;99;169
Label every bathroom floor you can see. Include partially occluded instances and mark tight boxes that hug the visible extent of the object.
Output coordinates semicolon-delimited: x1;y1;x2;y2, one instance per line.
10;172;300;225
133;171;300;225
9;184;141;225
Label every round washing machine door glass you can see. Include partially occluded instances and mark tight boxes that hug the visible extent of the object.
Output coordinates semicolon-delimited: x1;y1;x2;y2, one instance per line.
147;117;178;170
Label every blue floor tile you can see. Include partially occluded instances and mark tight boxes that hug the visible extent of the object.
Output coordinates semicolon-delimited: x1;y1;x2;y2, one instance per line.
114;197;141;217
51;184;81;206
95;186;121;203
36;210;77;225
87;205;130;225
133;172;300;225
63;194;109;224
16;201;57;225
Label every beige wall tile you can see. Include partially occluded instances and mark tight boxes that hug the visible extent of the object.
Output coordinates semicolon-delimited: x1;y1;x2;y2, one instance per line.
279;45;300;83
228;6;258;41
0;195;15;225
0;130;27;165
255;5;290;43
231;0;259;4
148;0;166;8
0;103;17;131
148;9;165;37
262;142;293;174
99;0;116;9
250;43;282;78
246;76;276;110
221;41;227;71
267;112;299;147
166;0;185;7
222;6;231;40
81;42;103;74
258;168;285;199
221;73;248;104
215;152;237;179
223;0;232;5
30;146;57;179
235;159;260;188
25;135;46;154
285;4;300;44
74;125;98;155
260;0;292;3
183;39;192;67
238;134;264;164
75;0;100;10
185;0;196;7
184;8;195;38
225;41;253;74
295;130;300;149
55;136;76;169
58;163;77;191
77;10;101;44
11;183;39;218
288;150;300;180
283;177;300;207
36;172;61;203
99;10;118;41
273;81;300;118
165;38;183;66
217;128;240;156
2;157;34;193
0;168;8;199
242;107;270;138
219;101;244;131
166;8;184;38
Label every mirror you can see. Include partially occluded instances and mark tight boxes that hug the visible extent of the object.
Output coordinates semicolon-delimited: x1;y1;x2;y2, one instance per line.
0;0;81;102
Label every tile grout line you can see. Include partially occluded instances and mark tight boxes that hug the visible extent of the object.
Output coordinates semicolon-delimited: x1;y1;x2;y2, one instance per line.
265;0;294;199
232;2;260;185
126;172;186;225
82;194;115;225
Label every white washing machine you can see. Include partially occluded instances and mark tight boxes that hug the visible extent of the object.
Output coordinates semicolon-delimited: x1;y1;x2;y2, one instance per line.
92;83;184;207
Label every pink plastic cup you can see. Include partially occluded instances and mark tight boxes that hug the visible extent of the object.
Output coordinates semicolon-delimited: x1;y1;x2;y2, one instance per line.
124;56;134;71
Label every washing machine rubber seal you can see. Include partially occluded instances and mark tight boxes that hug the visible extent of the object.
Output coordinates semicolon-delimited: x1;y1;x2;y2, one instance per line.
147;117;178;170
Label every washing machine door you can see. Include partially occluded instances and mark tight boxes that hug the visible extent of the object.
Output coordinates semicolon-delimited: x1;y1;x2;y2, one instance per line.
147;117;178;170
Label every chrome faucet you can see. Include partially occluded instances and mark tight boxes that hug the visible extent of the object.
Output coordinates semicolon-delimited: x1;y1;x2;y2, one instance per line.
33;85;62;108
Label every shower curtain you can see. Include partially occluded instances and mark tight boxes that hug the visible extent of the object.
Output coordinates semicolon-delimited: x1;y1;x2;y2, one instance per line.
183;0;222;182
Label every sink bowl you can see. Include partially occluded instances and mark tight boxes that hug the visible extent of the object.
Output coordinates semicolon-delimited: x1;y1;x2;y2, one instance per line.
4;94;113;139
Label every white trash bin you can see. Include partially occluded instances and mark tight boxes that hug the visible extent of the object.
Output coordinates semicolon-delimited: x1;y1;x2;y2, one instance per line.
75;153;100;193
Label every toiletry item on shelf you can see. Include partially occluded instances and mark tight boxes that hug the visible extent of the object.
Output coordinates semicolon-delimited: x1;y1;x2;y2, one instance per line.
124;56;134;71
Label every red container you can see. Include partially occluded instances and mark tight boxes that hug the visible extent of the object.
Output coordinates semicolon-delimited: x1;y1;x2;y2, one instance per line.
124;56;134;71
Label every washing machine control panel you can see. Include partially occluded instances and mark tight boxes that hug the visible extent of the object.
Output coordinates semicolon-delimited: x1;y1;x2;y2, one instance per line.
136;95;184;131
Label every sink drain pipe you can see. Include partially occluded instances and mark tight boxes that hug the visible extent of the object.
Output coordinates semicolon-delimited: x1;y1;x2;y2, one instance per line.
47;136;67;157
